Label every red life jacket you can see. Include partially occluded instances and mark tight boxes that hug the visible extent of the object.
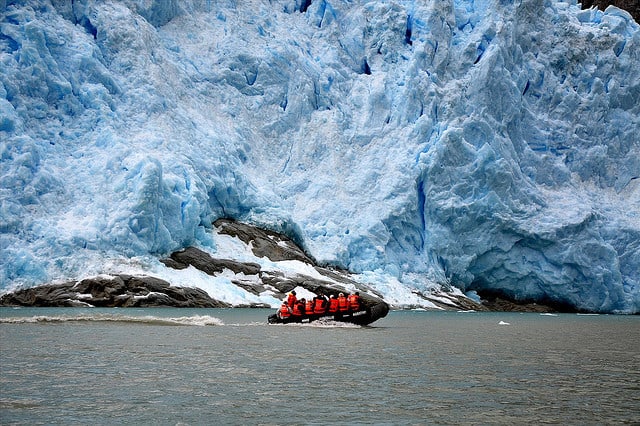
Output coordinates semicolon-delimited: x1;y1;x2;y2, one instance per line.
279;303;290;318
348;294;361;311
313;298;326;314
292;302;303;317
328;298;339;313
287;293;297;306
305;300;314;315
337;295;349;312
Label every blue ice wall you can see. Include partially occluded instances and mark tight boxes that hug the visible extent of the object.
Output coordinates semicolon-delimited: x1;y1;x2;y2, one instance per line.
1;0;638;312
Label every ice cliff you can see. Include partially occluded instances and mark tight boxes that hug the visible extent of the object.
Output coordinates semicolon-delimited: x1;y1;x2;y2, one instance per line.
1;0;638;313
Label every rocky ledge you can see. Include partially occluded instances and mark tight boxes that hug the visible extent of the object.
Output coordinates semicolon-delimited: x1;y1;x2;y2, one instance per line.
0;219;391;309
0;274;229;308
0;219;563;312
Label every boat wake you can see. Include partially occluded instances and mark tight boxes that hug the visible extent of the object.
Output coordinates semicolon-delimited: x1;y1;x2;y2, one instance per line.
0;314;224;326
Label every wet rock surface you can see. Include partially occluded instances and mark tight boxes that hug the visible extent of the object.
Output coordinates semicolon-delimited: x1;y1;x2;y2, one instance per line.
477;291;577;313
0;275;230;308
161;246;261;276
213;218;314;264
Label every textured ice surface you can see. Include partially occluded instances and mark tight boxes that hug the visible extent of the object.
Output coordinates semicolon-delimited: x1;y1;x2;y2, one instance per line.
1;0;638;312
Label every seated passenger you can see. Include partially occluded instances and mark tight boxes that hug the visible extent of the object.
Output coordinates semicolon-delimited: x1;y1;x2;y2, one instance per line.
328;295;339;314
305;298;315;317
291;300;304;320
348;292;361;312
278;301;291;320
313;294;327;315
337;293;349;313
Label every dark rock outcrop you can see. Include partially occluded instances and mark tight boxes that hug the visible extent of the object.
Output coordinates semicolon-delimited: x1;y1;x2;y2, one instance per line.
477;290;577;313
214;218;314;263
581;0;640;22
161;246;261;276
0;275;230;308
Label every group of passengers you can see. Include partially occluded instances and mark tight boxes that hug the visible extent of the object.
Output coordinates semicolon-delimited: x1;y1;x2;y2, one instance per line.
277;290;361;321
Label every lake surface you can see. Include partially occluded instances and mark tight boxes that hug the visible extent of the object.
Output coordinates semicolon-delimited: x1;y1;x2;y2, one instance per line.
1;308;638;425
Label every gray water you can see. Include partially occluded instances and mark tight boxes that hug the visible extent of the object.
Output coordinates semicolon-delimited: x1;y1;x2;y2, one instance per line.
1;308;638;425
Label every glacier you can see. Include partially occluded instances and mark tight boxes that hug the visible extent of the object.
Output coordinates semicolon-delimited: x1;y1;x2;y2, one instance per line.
0;0;638;313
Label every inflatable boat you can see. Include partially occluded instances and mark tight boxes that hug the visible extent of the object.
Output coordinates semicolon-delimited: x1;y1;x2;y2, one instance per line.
268;300;389;326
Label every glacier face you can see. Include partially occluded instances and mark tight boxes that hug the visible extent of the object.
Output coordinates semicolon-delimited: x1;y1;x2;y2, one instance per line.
1;0;638;313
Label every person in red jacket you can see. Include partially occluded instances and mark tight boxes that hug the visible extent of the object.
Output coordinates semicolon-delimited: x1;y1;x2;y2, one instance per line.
287;290;297;307
278;301;291;320
337;293;349;313
328;294;339;314
305;298;315;318
348;292;361;312
291;299;304;322
313;293;327;315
